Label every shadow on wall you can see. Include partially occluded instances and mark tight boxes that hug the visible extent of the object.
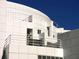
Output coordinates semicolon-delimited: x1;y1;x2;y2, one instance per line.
2;48;6;59
2;46;9;59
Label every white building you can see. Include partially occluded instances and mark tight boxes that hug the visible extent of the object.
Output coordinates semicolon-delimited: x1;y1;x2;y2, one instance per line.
0;0;69;59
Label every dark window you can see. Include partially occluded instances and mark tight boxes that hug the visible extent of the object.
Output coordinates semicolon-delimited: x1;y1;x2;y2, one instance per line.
28;15;32;22
38;55;63;59
47;56;50;59
27;28;33;39
47;27;50;36
27;29;44;46
38;55;41;59
53;35;55;38
43;56;46;59
51;57;54;59
60;57;63;59
27;28;33;34
27;28;33;45
56;57;59;59
38;30;41;34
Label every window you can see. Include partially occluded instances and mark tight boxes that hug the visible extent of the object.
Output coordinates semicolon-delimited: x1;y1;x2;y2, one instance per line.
38;55;63;59
56;57;59;59
47;27;50;36
60;57;63;59
47;56;50;59
53;35;55;38
27;28;44;46
27;28;33;39
27;28;33;45
28;15;32;22
51;57;54;59
38;30;41;34
38;55;41;59
43;56;46;59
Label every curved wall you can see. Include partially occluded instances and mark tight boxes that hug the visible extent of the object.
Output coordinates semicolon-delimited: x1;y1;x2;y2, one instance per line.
0;1;63;59
0;1;57;47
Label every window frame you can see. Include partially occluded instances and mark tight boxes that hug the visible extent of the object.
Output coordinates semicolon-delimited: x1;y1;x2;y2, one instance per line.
28;15;32;22
47;27;50;36
38;29;41;34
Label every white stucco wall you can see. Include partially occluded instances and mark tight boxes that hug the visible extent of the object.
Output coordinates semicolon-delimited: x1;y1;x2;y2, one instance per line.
0;1;58;46
0;1;63;59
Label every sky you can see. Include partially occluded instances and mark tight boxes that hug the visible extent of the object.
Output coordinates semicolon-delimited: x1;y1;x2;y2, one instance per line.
7;0;79;30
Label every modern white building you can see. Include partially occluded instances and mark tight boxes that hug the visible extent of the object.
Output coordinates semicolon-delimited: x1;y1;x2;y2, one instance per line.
0;0;69;59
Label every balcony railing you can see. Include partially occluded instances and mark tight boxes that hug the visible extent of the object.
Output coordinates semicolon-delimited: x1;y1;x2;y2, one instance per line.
27;33;45;46
27;39;44;46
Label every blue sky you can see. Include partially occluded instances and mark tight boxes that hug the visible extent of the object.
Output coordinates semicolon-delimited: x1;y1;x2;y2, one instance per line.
8;0;79;30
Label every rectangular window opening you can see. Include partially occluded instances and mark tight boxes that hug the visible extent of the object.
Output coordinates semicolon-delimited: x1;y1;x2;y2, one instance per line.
38;30;41;34
27;28;33;39
47;27;50;36
38;55;63;59
28;15;32;22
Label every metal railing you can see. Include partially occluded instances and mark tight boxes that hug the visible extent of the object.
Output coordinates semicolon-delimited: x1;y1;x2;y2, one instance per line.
4;34;62;48
27;36;62;48
27;39;44;46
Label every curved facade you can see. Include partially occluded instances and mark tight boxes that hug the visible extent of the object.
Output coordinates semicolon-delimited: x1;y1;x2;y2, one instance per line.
0;1;57;43
0;1;64;59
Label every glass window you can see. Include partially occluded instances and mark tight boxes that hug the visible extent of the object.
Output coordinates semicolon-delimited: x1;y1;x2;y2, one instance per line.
47;27;50;36
53;35;55;38
56;57;59;59
27;28;33;45
28;15;32;22
38;30;41;34
60;57;63;59
47;56;50;59
43;56;46;59
51;57;54;59
38;55;41;59
27;28;32;34
38;55;63;59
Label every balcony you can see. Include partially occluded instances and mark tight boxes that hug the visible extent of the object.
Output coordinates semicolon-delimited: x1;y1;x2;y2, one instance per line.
27;39;44;46
27;33;45;46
